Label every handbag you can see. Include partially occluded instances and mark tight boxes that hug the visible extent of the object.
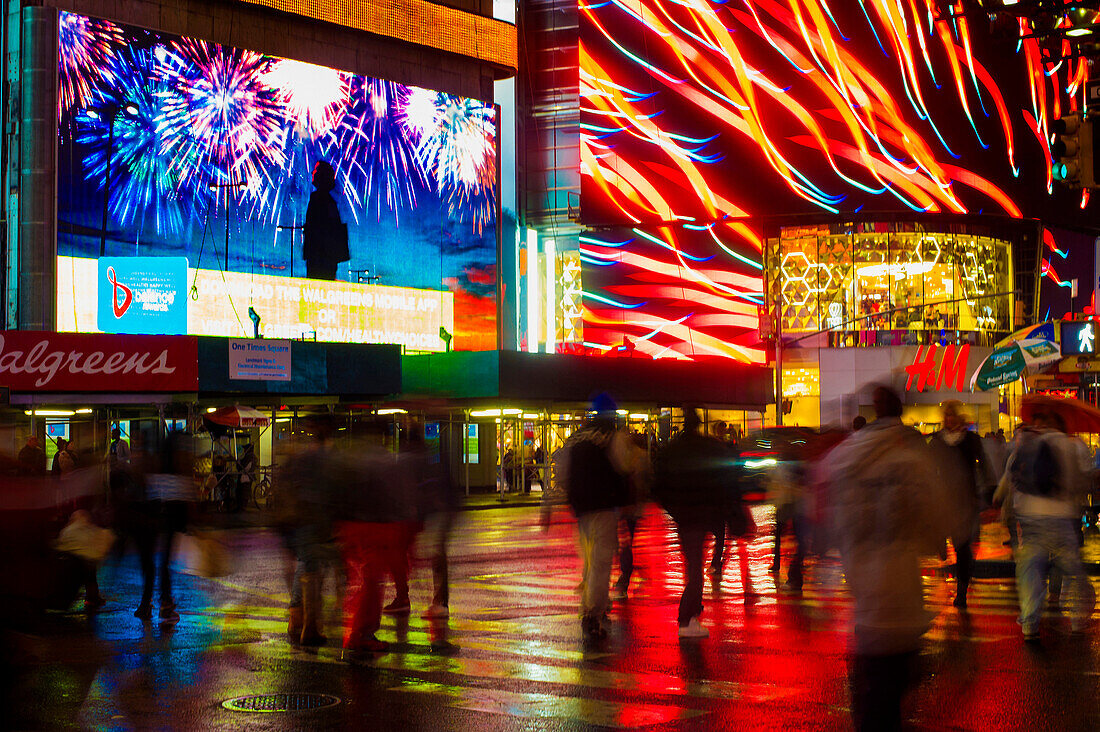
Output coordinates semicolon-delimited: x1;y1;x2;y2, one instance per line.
55;510;116;563
176;531;232;578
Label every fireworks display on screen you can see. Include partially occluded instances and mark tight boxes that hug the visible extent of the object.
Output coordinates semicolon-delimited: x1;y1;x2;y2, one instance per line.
57;12;498;349
579;0;1090;360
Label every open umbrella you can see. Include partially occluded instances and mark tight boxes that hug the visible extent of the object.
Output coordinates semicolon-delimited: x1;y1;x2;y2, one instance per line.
970;338;1060;391
1020;394;1100;434
204;405;269;428
993;321;1056;349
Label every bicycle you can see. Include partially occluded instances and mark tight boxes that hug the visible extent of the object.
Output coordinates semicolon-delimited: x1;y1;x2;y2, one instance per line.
251;467;275;510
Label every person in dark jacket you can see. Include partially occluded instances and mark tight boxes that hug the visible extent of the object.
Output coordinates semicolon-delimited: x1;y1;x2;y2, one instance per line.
652;407;731;638
563;394;634;640
17;436;46;475
930;400;991;610
303;160;347;280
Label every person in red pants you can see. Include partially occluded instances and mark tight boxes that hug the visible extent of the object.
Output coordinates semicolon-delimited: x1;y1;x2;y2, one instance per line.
336;420;417;661
338;520;402;655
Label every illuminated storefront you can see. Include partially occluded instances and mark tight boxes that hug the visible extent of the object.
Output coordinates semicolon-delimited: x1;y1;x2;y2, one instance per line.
766;221;1016;348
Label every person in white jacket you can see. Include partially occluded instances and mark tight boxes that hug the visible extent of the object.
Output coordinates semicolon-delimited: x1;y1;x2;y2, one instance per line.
996;411;1095;641
824;385;955;732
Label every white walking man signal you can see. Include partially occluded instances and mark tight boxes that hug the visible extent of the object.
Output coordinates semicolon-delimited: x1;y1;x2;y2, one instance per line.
1079;323;1095;354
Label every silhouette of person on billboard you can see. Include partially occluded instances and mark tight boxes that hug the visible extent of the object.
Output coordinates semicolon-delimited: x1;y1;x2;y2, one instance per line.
303;161;349;281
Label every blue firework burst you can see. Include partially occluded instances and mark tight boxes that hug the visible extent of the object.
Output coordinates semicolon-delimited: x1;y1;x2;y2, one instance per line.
76;45;195;236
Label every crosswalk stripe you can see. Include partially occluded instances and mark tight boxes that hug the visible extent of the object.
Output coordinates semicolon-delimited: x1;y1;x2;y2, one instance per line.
389;680;707;728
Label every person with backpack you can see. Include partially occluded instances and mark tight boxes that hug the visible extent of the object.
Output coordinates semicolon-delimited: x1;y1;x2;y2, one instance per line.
562;394;635;641
997;411;1095;642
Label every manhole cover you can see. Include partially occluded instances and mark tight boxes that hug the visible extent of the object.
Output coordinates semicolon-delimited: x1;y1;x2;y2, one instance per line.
222;693;341;713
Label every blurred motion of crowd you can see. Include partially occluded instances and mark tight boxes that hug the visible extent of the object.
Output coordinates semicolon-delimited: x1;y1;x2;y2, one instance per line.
1;388;1097;730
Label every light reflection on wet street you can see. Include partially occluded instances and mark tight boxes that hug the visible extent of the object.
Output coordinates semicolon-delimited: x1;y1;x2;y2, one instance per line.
9;504;1100;730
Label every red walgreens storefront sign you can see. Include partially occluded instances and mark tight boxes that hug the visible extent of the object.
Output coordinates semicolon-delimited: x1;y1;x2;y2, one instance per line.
0;331;198;391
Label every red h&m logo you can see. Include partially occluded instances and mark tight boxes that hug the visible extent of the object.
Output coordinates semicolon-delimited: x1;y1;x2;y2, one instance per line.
904;344;971;392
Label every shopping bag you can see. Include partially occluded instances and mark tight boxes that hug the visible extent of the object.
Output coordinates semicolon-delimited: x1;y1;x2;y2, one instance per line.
177;531;232;578
54;510;116;563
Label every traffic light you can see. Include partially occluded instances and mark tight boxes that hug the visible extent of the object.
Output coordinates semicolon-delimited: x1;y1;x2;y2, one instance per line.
1052;113;1096;188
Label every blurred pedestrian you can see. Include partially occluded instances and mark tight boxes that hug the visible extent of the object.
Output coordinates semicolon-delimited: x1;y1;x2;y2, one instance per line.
336;420;413;659
51;438;76;476
135;429;195;623
652;406;731;638
998;411;1095;642
18;436;46;475
382;425;426;617
279;420;339;646
406;420;460;620
708;433;756;598
107;427;131;469
929;401;992;609
769;445;809;592
613;431;650;601
1048;428;1093;608
825;386;952;732
562;394;633;641
236;443;257;513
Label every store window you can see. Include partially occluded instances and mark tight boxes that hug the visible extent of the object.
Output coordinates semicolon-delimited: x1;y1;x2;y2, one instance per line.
766;223;1012;346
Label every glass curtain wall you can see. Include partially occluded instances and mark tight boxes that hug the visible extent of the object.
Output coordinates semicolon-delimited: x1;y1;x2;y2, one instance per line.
765;223;1013;346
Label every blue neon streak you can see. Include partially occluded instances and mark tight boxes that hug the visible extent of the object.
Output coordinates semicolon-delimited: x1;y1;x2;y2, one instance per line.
856;0;889;56
580;255;617;266
819;0;849;42
632;228;714;261
705;227;762;270
579;235;632;247
637;315;692;342
583;291;647;309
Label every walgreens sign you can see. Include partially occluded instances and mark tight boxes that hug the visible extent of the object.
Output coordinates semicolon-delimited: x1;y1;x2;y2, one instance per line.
0;332;198;391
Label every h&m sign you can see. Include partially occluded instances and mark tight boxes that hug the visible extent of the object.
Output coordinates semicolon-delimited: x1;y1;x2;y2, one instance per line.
905;344;971;392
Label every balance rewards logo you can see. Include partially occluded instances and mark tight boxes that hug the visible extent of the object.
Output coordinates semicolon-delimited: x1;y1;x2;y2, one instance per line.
97;257;187;335
106;266;133;317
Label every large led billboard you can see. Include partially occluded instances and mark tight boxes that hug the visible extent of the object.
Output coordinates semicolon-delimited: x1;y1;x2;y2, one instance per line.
578;1;1096;360
580;222;764;362
57;12;497;351
579;0;1088;227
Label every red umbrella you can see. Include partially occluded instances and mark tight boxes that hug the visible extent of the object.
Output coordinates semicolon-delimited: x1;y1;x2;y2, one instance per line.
204;405;269;428
1020;394;1100;434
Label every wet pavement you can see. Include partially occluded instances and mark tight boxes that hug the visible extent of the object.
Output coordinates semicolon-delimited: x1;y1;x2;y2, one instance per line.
7;504;1100;730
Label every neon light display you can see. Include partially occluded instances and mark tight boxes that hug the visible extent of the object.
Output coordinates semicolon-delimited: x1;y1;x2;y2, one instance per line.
580;223;764;362
57;12;497;351
578;1;1096;358
580;0;1085;226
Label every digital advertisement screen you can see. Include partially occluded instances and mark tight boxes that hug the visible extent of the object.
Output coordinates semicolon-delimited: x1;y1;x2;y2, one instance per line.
57;12;497;351
579;1;1092;229
580;223;764;362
